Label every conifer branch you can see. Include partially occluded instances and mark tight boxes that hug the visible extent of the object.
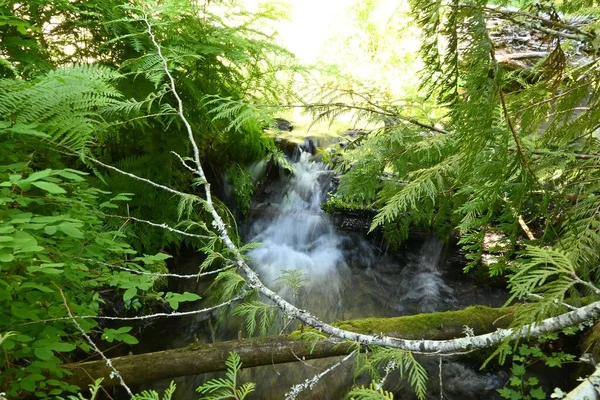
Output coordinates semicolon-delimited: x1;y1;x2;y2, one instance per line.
481;5;596;42
289;102;449;135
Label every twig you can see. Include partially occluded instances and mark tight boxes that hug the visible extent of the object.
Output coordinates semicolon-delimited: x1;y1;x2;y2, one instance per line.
290;349;319;370
439;357;443;400
73;256;234;279
54;283;133;397
375;360;397;390
13;293;246;326
104;213;211;240
89;157;192;198
518;215;536;240
284;350;357;400
171;151;198;174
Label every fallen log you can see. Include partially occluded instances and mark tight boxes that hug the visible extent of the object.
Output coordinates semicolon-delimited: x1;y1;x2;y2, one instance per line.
64;305;514;388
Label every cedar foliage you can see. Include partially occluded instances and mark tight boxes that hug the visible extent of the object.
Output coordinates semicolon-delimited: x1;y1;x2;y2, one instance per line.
324;0;600;326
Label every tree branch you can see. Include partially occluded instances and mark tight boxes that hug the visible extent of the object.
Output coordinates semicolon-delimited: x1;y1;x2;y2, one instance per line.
55;283;133;397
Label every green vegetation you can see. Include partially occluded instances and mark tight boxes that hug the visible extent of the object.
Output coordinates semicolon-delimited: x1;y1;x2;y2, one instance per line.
196;352;255;400
497;338;576;400
3;0;600;398
0;0;297;397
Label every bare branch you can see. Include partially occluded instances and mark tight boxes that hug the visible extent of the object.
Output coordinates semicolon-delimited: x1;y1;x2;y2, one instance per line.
89;157;192;198
14;292;246;326
104;213;211;240
55;283;133;397
74;256;234;279
170;151;198;175
284;350;357;400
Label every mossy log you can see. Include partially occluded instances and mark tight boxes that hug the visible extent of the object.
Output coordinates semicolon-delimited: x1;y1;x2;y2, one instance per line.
64;305;513;389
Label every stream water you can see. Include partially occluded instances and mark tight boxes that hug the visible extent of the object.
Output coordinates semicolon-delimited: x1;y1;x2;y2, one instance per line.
142;148;509;399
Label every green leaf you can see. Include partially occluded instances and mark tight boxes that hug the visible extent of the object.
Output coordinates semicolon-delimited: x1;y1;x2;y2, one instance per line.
526;377;539;386
58;224;84;238
21;282;54;293
165;292;201;310
545;357;562;367
56;170;85;181
44;226;57;235
120;334;139;345
0;249;14;263
529;387;546;399
509;376;522;386
26;169;53;182
27;263;64;275
20;375;38;392
511;364;526;376
51;342;76;352
123;287;137;302
31;181;66;194
33;347;54;361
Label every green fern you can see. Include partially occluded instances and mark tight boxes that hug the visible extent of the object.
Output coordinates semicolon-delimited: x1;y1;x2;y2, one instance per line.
132;382;177;400
347;383;394;400
356;347;428;400
0;65;122;151
232;301;278;337
196;352;255;400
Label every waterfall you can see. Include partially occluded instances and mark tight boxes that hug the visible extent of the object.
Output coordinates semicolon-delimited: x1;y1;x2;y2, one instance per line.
245;151;457;320
246;151;350;320
141;148;508;400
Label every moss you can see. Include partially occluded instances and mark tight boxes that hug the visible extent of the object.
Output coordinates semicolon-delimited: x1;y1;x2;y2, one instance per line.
582;322;600;360
321;197;369;214
146;260;169;291
333;305;514;340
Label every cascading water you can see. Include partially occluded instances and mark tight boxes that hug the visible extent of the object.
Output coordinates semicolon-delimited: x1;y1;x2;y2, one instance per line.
245;151;350;321
143;147;509;399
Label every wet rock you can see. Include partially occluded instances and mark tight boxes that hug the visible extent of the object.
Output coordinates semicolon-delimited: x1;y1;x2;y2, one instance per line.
274;117;293;131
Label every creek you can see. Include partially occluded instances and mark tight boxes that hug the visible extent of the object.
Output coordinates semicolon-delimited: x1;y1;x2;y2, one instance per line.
140;145;511;399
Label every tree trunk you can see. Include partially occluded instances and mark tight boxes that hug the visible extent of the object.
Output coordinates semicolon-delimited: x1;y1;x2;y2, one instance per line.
64;305;513;389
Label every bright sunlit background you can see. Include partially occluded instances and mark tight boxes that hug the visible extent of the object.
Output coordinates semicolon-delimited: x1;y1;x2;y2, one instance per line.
222;0;424;138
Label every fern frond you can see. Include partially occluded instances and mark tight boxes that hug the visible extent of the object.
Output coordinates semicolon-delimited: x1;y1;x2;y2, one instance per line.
358;347;428;400
232;301;278;337
347;383;394;400
0;65;123;151
196;352;255;400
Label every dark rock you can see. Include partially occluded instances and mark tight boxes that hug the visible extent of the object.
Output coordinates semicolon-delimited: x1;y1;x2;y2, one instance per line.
274;118;293;132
